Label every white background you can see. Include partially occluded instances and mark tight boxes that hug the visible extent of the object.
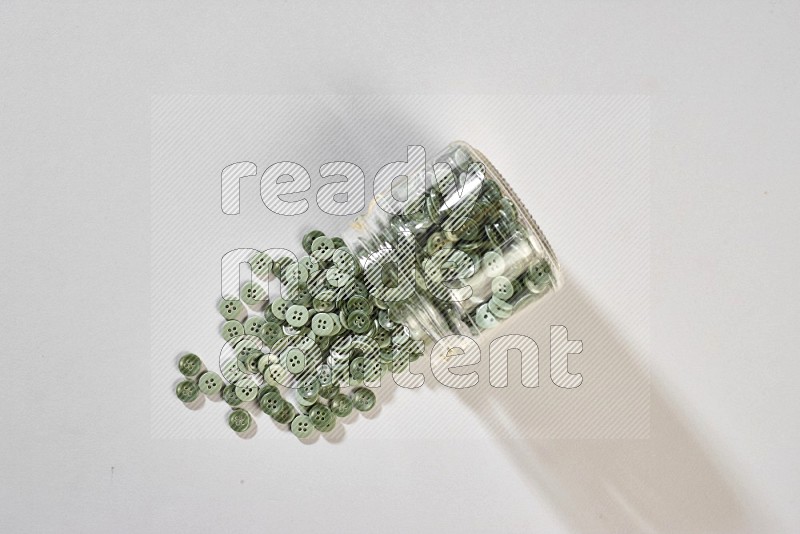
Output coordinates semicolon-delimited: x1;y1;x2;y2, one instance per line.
150;95;651;441
1;2;799;533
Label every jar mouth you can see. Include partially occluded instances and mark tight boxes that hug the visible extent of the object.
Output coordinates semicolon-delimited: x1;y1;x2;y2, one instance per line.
451;140;563;289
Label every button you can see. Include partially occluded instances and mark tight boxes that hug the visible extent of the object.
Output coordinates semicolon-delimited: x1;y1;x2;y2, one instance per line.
259;390;285;416
311;236;335;260
250;251;273;280
220;320;245;343
302;230;325;254
373;328;392;349
325;267;351;288
243;316;266;337
178;353;202;377
350;356;367;382
258;382;278;396
311;313;335;336
425;232;452;256
296;377;320;402
290;414;314;438
332;248;357;275
318;383;340;400
482;251;505;277
348;310;371;334
272;401;295;424
491;276;514;300
175;380;200;403
234;378;259;402
329;393;353;417
260;321;284;348
488;297;512;319
221;358;245;384
197;371;223;395
346;295;371;315
351;387;376;412
525;260;553;293
218;299;246;321
474;303;498;330
240;282;267;310
282;347;306;375
362;358;386;383
307;404;334;430
285;304;309;327
221;384;243;406
257;353;277;374
264;363;290;387
228;408;252;433
242;352;262;377
270;298;290;321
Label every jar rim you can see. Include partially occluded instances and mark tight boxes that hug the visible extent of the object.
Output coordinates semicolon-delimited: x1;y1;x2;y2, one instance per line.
449;140;563;289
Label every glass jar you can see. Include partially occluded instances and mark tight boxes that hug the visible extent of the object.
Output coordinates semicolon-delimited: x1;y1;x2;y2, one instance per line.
342;141;561;342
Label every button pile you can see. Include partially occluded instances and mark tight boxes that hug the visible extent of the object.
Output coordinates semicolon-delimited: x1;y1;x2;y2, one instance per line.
175;230;425;440
173;145;557;440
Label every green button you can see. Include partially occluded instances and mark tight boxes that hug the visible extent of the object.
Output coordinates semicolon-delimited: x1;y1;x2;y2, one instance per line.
270;298;290;321
272;401;295;424
282;347;306;375
259;390;285;416
351;387;376;412
525;260;553;293
218;299;246;321
260;321;284;348
302;230;325;254
307;404;334;430
482;251;506;277
488;297;512;319
329;393;353;417
425;232;452;256
250;251;273;280
178;353;202;377
197;371;223;395
311;236;335;260
297;377;320;401
350;356;367;382
325;267;351;288
221;320;245;343
332;248;358;275
264;363;290;387
241;349;262;374
240;282;267;309
362;358;386;383
491;275;514;300
373;328;392;349
243;316;266;337
258;383;279;399
311;313;335;336
318;383;340;400
298;255;320;276
291;414;314;438
176;380;200;403
221;384;243;406
285;304;309;327
347;295;371;315
474;303;498;330
235;378;259;402
228;408;252;433
348;310;371;334
221;358;245;384
257;353;277;374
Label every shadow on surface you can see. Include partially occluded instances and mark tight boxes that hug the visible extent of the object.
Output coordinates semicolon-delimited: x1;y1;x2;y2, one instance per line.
440;276;757;532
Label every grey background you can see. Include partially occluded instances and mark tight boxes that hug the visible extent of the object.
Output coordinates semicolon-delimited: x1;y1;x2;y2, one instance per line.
1;1;798;533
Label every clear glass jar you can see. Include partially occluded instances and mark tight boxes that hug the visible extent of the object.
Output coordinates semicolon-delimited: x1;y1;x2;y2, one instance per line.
342;141;561;342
